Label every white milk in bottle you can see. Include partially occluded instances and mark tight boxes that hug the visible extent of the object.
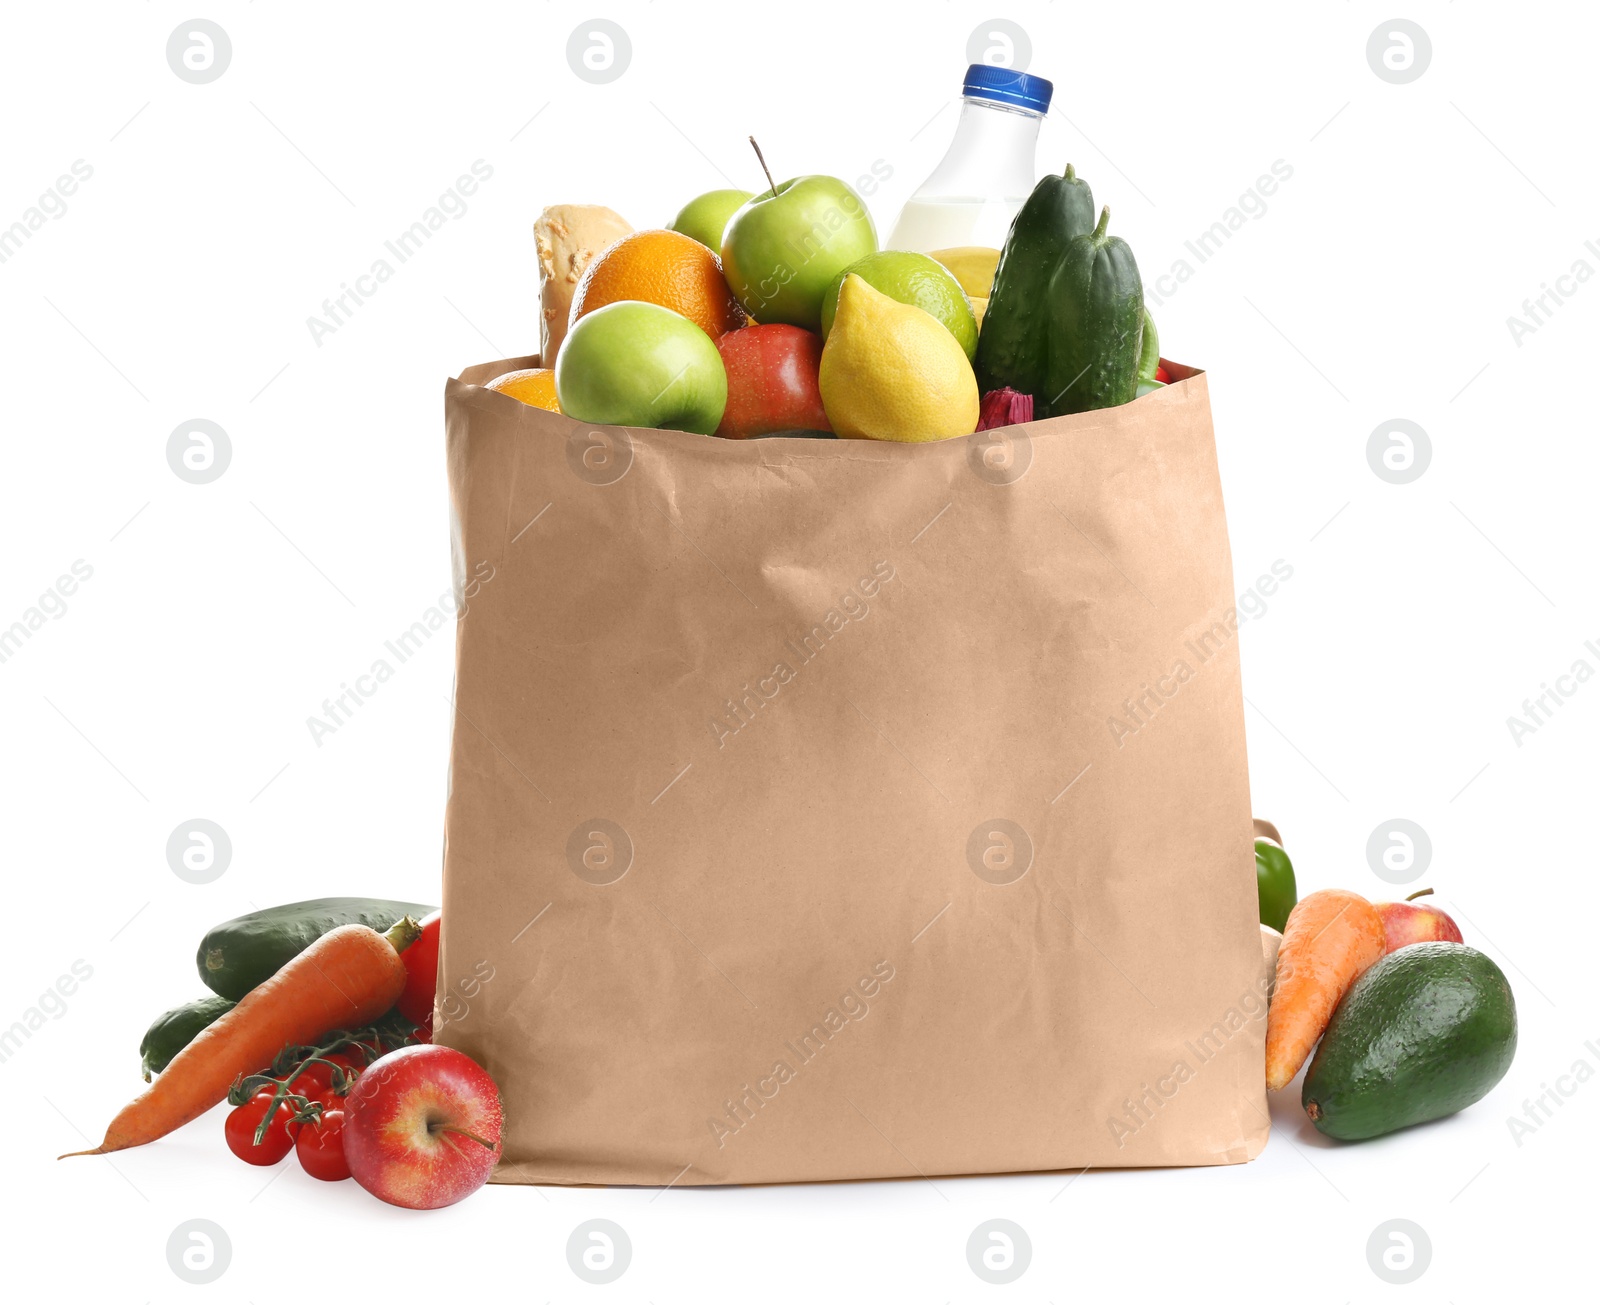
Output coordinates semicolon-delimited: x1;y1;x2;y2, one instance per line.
887;65;1053;252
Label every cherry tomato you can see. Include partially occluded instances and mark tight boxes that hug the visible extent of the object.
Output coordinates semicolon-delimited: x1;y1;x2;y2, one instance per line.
316;1052;365;1100
295;1107;351;1181
342;1037;385;1069
224;1089;301;1166
396;910;441;1031
286;1060;335;1099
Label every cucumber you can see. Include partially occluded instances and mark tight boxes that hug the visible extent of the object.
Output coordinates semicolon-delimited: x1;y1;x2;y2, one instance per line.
1137;305;1161;381
1040;206;1145;416
973;163;1097;400
140;994;235;1080
197;897;434;1000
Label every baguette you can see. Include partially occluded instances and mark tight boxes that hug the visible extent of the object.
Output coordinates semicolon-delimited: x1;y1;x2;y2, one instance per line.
534;205;632;364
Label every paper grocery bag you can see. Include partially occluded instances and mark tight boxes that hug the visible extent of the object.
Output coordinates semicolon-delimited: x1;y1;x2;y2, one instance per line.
439;356;1270;1186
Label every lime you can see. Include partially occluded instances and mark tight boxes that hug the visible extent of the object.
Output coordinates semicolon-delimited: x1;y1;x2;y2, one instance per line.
819;251;978;361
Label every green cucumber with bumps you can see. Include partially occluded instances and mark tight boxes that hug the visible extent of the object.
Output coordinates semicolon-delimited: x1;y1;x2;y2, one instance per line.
1040;206;1145;416
973;163;1097;400
197;897;435;1001
1138;305;1161;381
139;994;235;1080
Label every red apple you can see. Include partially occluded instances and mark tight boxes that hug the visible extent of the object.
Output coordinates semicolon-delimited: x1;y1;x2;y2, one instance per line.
1374;887;1463;953
342;1044;502;1210
714;324;831;438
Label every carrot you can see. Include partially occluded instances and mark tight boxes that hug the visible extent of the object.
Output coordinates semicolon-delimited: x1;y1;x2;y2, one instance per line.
1264;890;1385;1091
62;920;419;1158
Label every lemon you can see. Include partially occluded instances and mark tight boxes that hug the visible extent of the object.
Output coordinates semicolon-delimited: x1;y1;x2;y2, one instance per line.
819;274;980;443
929;246;1000;300
819;251;978;362
929;247;998;333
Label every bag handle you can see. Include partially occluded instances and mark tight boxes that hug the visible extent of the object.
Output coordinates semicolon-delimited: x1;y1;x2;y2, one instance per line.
1252;816;1282;846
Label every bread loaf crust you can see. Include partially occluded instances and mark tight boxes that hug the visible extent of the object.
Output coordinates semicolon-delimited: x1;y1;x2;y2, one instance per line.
534;205;633;363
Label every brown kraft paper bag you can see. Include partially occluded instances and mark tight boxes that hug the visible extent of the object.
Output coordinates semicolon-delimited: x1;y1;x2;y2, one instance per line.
439;356;1271;1186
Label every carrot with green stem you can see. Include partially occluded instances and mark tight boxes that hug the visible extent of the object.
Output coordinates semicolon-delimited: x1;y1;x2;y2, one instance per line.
1265;890;1385;1091
62;919;420;1158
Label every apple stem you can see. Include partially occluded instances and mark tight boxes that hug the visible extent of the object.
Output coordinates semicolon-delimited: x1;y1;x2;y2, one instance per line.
748;136;778;199
438;1123;498;1151
1405;887;1435;901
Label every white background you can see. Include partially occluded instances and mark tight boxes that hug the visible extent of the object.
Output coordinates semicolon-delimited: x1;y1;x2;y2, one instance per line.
3;1;1595;1299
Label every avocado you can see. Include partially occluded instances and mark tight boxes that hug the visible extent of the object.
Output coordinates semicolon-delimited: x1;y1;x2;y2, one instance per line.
1303;942;1516;1140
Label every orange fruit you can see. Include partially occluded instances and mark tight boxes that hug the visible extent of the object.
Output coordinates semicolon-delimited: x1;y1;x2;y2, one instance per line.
569;229;747;341
486;367;560;412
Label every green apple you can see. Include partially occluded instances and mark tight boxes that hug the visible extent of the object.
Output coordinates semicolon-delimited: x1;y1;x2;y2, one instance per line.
720;176;878;331
668;188;754;253
555;301;727;434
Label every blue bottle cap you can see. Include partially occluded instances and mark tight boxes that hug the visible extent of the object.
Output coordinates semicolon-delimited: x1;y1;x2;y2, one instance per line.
961;64;1053;114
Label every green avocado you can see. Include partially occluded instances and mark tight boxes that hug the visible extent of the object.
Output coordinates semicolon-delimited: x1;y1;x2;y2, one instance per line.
1303;942;1516;1141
